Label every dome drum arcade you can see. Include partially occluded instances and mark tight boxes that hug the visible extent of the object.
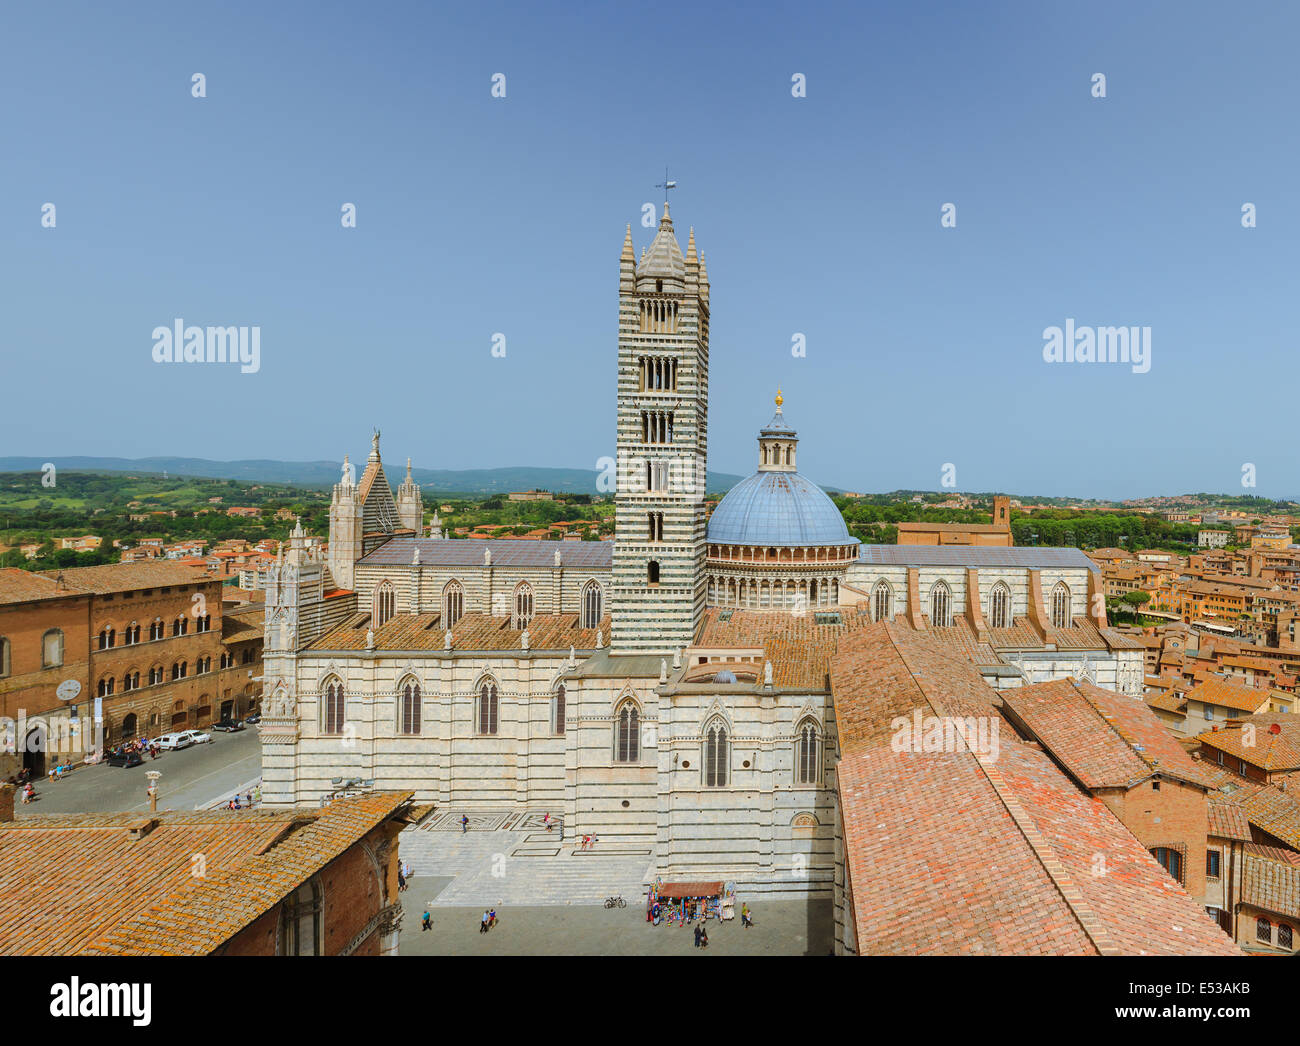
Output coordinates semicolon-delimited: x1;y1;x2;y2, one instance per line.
704;391;859;611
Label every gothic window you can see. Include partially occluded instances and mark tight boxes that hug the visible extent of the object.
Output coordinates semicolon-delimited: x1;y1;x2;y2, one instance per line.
196;614;211;633
442;580;464;629
322;677;345;734
796;719;820;785
647;511;664;542
873;580;892;623
1051;582;1071;629
42;628;64;668
703;719;729;788
1257;917;1272;944
647;560;660;586
1281;924;1294;950
513;583;534;630
614;702;639;762
149;665;163;686
98;626;115;650
97;677;114;697
930;581;952;628
122;670;139;692
173;616;188;637
171;661;187;680
373;581;396;629
280;878;323;956
400;679;421;734
553;684;566;735
581;581;603;629
150;618;164;641
989;582;1011;629
477;680;499;735
0;636;8;678
124;622;140;644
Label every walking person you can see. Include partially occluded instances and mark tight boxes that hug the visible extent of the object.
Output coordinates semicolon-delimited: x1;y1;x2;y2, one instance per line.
488;908;497;930
461;814;469;834
398;867;406;892
480;910;490;934
741;903;753;929
699;925;709;949
693;924;702;948
422;911;432;932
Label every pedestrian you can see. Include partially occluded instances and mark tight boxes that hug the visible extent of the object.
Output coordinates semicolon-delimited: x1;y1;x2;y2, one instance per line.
422;911;432;932
700;926;709;949
233;795;241;810
461;814;469;834
581;835;590;850
480;910;490;934
591;833;598;850
544;812;552;832
741;903;753;929
693;924;701;948
398;868;407;892
246;792;253;808
488;908;497;929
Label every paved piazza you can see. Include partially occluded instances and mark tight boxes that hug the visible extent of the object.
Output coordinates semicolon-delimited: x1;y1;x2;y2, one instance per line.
396;810;832;954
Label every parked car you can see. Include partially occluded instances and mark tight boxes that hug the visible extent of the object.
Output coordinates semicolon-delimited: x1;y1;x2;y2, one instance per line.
155;730;211;750
244;712;262;725
212;720;245;733
105;750;144;768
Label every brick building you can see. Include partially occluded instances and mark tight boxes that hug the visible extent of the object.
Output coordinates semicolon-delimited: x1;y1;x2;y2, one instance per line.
0;562;263;776
0;787;424;955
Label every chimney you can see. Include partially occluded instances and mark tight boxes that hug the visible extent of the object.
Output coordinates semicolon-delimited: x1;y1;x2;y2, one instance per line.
0;782;14;823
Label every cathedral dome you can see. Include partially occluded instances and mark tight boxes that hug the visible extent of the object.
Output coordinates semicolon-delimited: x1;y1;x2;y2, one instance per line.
707;393;856;549
707;470;853;547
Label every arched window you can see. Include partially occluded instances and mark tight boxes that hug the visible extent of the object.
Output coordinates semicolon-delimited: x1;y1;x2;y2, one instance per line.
400;679;421;734
477;680;499;735
703;719;729;788
173;616;188;637
553;684;566;735
989;582;1011;629
930;581;952;628
0;636;9;679
373;581;396;629
614;702;639;762
322;677;345;734
122;712;138;739
1051;582;1071;629
873;581;892;623
122;670;139;692
796;719;820;785
98;626;115;650
280;878;323;956
1281;924;1294;950
513;583;534;630
150;618;164;641
124;622;140;644
1257;917;1272;944
149;665;163;686
647;560;660;586
97;677;114;697
442;580;464;629
581;581;603;629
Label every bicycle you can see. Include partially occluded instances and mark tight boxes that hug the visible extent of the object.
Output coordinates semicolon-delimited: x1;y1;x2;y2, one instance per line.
603;895;626;909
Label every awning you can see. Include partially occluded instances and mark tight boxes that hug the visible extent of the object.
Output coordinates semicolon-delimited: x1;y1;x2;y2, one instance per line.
655;881;724;899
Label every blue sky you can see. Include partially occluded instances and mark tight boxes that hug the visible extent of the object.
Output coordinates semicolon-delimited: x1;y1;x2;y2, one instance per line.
1;0;1295;500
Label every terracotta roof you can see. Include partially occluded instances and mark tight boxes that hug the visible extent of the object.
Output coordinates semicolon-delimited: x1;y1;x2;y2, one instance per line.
309;611;610;653
1208;798;1253;842
0;568;86;606
1224;782;1300;851
830;623;1238;956
1001;678;1213;790
359;537;611;569
0;793;413;955
41;561;212;594
1240;847;1300;920
1195;720;1300;773
1188;675;1272;714
857;545;1100;572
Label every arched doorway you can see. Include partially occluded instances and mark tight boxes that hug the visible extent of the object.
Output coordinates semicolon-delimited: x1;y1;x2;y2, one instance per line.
121;712;138;739
23;724;47;778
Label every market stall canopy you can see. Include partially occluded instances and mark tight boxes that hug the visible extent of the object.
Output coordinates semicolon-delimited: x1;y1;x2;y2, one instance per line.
656;881;724;899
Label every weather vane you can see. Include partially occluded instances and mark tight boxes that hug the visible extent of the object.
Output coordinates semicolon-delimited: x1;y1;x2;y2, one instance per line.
655;167;676;206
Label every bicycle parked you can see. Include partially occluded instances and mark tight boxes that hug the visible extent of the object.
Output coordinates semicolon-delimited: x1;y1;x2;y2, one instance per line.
604;895;626;909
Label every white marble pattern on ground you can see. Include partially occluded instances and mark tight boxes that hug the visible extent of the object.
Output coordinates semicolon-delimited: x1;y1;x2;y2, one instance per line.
400;819;654;908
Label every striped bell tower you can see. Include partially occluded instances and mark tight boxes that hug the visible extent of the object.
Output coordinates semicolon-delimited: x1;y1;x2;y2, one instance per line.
611;203;710;653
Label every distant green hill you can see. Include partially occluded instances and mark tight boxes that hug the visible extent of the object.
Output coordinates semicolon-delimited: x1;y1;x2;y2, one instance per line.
0;457;747;496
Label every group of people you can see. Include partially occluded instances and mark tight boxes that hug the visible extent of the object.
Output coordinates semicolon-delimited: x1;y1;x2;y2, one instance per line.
225;790;257;811
579;833;598;850
478;908;499;934
108;738;160;762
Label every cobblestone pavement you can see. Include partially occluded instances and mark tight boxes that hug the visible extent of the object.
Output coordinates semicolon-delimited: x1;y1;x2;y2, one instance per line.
399;897;834;956
398;813;654;907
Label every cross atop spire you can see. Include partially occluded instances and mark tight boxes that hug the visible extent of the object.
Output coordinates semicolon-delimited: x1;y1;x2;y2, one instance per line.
655;167;676;206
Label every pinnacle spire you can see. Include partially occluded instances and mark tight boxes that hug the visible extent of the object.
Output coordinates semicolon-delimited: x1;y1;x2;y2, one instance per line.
622;224;634;260
686;227;697;263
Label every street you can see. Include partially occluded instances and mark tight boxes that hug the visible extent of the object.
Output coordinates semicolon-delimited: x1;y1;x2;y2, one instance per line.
14;726;263;817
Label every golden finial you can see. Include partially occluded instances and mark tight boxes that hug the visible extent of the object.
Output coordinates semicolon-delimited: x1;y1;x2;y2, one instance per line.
775;388;784;408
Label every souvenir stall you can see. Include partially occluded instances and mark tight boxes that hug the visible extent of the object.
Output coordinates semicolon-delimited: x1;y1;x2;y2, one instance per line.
646;878;737;926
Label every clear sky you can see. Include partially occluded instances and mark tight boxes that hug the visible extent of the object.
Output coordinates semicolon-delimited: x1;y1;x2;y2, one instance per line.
2;0;1295;500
